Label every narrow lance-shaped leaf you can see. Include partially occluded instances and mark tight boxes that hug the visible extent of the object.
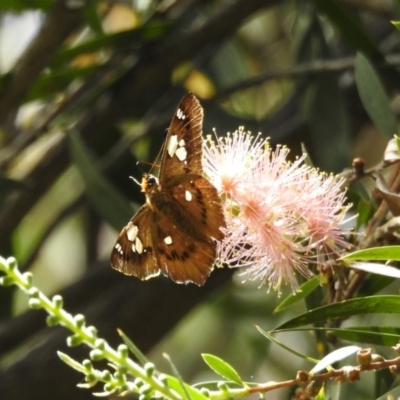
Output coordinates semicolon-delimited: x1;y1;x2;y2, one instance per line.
163;376;208;400
329;326;400;346
274;276;321;313
68;131;133;230
354;53;398;138
117;329;149;366
316;0;381;57
341;246;400;261
163;353;208;400
276;295;400;330
256;326;319;364
310;346;360;375
202;354;243;384
345;262;400;279
270;326;400;347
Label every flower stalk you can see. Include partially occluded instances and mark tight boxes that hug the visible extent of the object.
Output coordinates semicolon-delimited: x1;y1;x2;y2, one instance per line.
0;256;184;399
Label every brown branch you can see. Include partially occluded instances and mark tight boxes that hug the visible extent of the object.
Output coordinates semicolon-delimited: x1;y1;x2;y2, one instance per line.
216;54;400;99
249;354;400;396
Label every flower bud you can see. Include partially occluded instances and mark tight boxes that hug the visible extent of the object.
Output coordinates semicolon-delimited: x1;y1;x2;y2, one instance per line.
74;314;86;328
67;334;84;347
117;344;128;359
28;298;41;309
296;370;310;383
144;362;155;377
52;295;63;309
0;276;15;286
357;348;371;366
89;349;104;361
46;315;60;326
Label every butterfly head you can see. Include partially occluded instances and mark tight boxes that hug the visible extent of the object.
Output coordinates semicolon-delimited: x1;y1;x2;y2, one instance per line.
141;173;159;193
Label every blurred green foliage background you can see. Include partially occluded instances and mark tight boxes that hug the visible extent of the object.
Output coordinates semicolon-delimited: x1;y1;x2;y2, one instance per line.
1;1;400;399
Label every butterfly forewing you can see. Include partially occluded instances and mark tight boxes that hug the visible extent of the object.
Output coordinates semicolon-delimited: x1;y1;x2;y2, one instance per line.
111;92;226;285
158;93;203;183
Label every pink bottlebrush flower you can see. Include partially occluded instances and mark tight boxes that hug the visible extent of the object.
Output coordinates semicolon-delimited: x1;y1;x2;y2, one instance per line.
203;128;351;293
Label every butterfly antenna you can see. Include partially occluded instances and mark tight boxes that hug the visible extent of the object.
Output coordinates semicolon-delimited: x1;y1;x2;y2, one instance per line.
129;176;141;186
136;160;160;175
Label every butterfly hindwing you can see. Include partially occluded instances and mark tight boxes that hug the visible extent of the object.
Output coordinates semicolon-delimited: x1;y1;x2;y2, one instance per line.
153;210;217;285
110;205;160;280
169;176;225;242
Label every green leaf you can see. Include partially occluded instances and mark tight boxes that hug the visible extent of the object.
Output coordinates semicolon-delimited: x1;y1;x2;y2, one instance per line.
68;131;133;230
393;21;400;33
274;276;321;313
27;66;98;101
163;353;208;400
82;2;104;35
276;295;400;330
256;326;319;364
270;326;400;347
345;262;400;279
202;354;243;384
358;273;394;297
315;0;380;58
117;328;149;366
310;346;360;374
57;352;86;373
315;387;326;400
341;246;400;261
330;326;400;346
52;22;170;66
354;53;398;138
303;73;350;170
0;0;52;11
164;376;208;400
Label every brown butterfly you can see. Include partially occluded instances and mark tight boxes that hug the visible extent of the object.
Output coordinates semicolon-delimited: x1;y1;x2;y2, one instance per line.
110;93;226;285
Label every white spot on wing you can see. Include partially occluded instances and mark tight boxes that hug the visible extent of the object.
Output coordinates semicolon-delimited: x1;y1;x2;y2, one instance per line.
131;243;136;253
126;224;138;242
164;236;173;245
135;237;143;254
176;108;186;120
115;243;123;255
179;139;185;146
175;146;187;161
185;190;192;201
167;134;178;158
